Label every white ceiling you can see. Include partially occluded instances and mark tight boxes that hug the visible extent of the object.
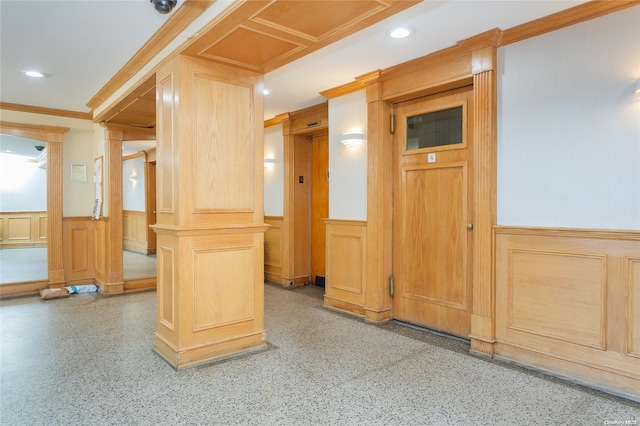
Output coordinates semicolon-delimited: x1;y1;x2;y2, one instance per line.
1;0;587;124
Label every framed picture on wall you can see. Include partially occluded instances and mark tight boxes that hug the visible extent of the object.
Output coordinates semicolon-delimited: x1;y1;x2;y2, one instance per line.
71;163;87;183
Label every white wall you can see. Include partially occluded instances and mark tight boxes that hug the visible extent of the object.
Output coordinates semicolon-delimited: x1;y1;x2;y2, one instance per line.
0;153;47;211
328;90;368;220
264;123;284;216
497;6;640;230
122;156;146;211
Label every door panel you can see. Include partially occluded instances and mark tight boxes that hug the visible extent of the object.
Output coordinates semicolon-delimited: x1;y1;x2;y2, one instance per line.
393;87;473;338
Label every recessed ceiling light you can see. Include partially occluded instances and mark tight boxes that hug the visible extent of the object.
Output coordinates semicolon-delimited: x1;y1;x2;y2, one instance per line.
388;27;414;39
263;88;271;95
21;70;49;78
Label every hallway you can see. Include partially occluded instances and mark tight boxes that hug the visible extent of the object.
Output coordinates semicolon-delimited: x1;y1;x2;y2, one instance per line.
1;283;638;425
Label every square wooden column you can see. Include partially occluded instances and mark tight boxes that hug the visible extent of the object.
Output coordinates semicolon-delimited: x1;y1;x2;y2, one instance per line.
152;55;267;369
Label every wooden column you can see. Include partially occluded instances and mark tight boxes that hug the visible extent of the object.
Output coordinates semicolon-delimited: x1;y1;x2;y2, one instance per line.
363;73;394;324
94;127;125;294
45;132;65;287
458;30;501;356
152;55;266;369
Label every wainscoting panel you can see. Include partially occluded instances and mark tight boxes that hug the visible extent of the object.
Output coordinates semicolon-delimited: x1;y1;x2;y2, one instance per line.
324;220;367;316
123;210;148;254
62;217;95;283
495;227;640;400
193;246;254;331
629;258;640;359
159;246;175;331
94;219;107;281
0;212;47;247
507;249;606;349
264;216;283;282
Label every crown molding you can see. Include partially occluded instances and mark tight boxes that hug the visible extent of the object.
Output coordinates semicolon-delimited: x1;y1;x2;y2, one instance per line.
0;102;91;120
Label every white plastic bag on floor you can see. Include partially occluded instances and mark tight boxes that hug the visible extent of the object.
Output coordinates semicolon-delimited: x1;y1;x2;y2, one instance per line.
65;284;98;294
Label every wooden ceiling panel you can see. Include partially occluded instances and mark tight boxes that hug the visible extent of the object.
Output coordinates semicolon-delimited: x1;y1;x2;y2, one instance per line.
105;111;156;129
199;26;305;70
252;1;386;41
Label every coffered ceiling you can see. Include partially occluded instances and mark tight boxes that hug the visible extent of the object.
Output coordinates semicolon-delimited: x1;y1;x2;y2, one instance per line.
97;0;418;129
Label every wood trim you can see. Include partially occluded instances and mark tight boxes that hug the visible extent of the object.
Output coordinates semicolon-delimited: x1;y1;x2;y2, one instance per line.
123;151;146;161
124;277;156;293
323;219;367;227
0;280;48;299
86;0;216;110
0;121;70;142
264;113;289;128
500;1;640;46
0;102;92;120
100;123;155;141
319;70;382;99
494;226;640;241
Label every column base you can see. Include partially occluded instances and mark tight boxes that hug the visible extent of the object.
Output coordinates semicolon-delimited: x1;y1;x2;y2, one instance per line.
153;331;266;370
96;279;124;295
364;307;392;324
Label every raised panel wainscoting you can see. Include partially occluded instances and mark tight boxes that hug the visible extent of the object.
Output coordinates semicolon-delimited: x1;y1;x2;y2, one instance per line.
62;217;95;284
495;226;640;400
323;220;367;317
0;211;47;247
123;210;149;254
264;216;283;283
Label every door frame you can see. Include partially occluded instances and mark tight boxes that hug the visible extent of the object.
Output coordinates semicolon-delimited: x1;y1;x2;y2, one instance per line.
0;121;68;295
362;32;499;356
280;102;329;287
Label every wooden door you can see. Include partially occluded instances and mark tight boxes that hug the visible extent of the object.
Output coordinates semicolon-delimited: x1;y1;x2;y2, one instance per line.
392;86;474;338
311;134;328;285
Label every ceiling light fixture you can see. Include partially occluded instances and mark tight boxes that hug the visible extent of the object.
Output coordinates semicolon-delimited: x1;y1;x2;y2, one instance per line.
388;27;414;39
150;0;177;14
21;70;48;78
263;88;271;95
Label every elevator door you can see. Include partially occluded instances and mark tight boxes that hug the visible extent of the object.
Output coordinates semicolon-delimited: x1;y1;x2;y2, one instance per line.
311;134;328;286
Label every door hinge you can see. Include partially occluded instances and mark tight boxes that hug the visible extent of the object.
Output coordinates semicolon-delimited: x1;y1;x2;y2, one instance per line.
389;276;394;297
390;113;395;135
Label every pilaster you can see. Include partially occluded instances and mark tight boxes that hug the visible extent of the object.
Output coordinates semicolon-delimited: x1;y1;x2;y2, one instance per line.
363;74;393;324
458;29;501;355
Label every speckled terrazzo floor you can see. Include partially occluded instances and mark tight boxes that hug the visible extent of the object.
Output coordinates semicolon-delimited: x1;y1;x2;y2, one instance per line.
1;284;639;425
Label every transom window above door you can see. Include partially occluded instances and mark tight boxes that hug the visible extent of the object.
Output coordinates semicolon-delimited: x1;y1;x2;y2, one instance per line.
406;105;463;151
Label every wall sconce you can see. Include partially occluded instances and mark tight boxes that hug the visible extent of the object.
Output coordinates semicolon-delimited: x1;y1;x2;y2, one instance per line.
340;132;365;149
129;172;137;180
264;158;276;168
